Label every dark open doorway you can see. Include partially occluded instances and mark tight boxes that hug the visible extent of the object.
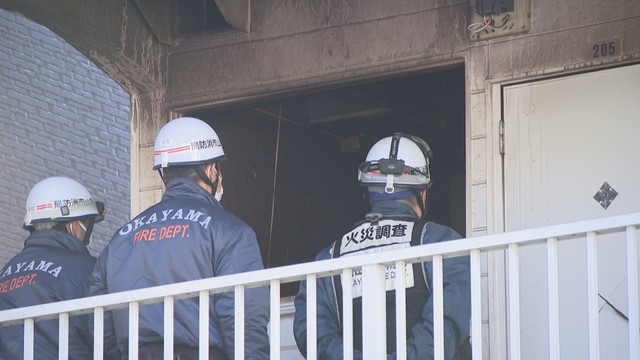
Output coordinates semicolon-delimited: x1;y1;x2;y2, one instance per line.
188;65;465;295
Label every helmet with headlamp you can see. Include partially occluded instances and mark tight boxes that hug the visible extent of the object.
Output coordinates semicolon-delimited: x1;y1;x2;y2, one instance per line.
358;133;432;194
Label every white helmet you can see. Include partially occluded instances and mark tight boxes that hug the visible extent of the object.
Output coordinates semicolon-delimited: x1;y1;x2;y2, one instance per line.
24;177;104;228
358;133;432;194
153;117;226;169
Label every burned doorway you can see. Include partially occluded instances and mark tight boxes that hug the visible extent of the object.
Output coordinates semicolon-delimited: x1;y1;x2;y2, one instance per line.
188;66;465;295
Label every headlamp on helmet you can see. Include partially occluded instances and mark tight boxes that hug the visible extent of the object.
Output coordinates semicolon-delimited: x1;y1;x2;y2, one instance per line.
358;133;432;194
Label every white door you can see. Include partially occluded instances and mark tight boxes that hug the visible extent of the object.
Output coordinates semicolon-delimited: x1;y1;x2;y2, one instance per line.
503;64;640;360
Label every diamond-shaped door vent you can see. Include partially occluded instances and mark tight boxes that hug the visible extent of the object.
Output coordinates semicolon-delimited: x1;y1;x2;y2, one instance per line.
593;182;618;210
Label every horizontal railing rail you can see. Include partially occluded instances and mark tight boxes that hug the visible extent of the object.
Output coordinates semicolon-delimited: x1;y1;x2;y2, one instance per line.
1;212;639;359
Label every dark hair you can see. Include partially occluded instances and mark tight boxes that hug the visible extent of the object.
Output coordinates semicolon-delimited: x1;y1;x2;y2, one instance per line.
162;164;209;182
397;194;421;209
30;221;68;233
367;190;420;205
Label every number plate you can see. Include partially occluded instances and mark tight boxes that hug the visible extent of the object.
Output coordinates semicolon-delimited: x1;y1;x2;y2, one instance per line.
590;39;621;59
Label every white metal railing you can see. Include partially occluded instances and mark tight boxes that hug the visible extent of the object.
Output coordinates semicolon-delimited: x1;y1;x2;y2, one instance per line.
0;212;639;359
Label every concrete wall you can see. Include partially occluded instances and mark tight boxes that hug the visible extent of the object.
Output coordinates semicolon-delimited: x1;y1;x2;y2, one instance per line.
163;0;640;239
0;10;131;263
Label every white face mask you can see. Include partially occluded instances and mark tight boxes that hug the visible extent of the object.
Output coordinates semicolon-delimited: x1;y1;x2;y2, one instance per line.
215;185;223;203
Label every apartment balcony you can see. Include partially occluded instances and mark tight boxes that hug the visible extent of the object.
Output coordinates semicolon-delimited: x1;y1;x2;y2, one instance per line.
1;213;638;359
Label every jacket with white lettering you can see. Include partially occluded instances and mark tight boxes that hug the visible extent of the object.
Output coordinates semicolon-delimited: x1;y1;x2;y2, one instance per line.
87;178;270;359
0;230;96;360
293;201;471;360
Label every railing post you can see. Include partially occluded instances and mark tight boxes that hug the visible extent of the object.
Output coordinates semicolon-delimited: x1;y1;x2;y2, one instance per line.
164;296;174;360
128;302;139;360
199;291;209;360
23;318;34;360
470;249;482;360
59;312;69;360
234;285;245;360
270;280;281;360
306;274;317;360
547;238;560;360
93;307;104;360
362;263;386;360
627;226;639;359
508;243;521;360
395;260;407;360
586;232;600;360
342;269;354;360
433;255;444;360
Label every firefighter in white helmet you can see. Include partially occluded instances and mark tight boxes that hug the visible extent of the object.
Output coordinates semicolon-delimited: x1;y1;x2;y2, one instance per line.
294;133;471;359
0;176;105;359
88;117;269;359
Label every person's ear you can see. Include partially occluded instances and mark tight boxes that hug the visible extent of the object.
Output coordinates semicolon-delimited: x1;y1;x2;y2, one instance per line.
207;163;217;179
421;188;428;209
214;163;220;177
65;221;83;240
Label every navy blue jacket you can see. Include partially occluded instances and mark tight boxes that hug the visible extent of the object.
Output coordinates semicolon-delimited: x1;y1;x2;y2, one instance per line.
88;178;270;359
294;201;471;359
0;230;96;360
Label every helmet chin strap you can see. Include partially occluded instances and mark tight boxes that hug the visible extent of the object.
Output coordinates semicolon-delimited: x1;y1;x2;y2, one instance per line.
68;220;93;246
157;169;167;185
78;220;94;246
194;163;219;196
415;189;428;220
